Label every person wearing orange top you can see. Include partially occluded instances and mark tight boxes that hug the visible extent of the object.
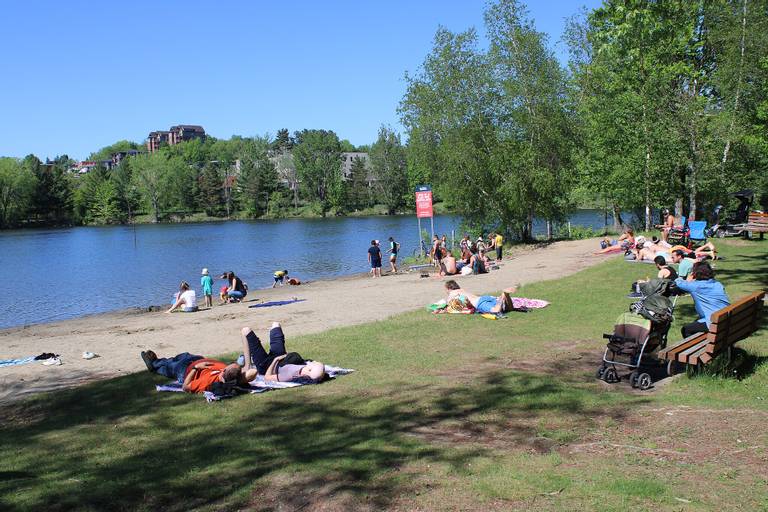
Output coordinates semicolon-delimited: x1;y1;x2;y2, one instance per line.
140;350;244;393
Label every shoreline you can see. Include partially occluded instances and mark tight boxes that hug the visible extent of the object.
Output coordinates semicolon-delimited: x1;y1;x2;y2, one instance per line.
0;238;604;404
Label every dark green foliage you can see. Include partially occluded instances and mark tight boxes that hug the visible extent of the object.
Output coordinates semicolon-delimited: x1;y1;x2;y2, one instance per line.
348;156;371;210
369;126;408;214
197;162;223;216
292;129;343;216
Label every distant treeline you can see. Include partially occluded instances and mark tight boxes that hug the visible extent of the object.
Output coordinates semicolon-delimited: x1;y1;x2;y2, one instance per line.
0;127;410;228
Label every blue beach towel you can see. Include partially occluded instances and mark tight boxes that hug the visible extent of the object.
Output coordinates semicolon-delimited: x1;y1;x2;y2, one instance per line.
248;299;306;309
0;356;36;368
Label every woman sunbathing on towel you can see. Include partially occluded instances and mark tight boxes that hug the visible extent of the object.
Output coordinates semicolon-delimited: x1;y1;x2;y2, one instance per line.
444;280;517;315
595;227;635;254
240;322;326;383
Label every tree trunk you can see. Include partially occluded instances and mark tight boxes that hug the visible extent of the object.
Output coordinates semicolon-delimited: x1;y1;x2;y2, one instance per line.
720;0;747;171
546;220;552;240
612;203;624;232
641;102;652;232
675;198;684;219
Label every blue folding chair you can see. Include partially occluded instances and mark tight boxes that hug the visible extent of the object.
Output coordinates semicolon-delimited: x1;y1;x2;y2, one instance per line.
688;220;708;247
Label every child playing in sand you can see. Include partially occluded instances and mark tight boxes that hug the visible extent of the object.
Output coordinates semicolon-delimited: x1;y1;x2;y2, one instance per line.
200;268;213;308
273;270;288;288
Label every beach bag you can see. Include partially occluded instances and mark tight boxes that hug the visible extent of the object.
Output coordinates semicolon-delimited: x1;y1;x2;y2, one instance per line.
631;279;673;325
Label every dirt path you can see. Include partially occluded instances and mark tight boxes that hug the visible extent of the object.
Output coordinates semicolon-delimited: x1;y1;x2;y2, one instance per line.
0;239;604;403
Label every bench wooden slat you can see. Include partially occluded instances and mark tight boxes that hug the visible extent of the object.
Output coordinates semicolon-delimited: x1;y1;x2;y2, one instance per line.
711;302;761;333
658;333;707;360
713;312;761;344
677;339;710;363
687;345;710;365
698;351;713;364
710;292;764;325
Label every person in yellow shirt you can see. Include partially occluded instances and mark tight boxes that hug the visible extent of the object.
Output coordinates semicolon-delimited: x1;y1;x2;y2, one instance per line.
492;232;504;261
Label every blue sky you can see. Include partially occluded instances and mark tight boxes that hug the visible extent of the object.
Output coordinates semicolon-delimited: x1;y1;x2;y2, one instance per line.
0;0;600;160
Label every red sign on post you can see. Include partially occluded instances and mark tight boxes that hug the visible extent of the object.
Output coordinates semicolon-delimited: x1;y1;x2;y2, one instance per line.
415;186;433;218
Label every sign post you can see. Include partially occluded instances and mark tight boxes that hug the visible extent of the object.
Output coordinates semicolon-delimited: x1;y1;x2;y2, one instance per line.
415;185;434;257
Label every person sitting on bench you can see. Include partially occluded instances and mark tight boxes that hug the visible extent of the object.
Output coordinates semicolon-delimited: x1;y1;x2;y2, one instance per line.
674;261;730;338
240;322;326;383
140;350;245;393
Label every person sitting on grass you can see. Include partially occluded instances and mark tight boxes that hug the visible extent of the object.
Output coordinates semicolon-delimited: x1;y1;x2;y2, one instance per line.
595;227;635;254
674;261;730;338
440;251;458;276
653;255;678;280
140;350;245;393
443;280;517;315
671;249;696;279
167;281;198;313
240;322;326;383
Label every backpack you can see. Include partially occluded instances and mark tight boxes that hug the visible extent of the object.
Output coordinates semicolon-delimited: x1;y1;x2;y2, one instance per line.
631;279;673;325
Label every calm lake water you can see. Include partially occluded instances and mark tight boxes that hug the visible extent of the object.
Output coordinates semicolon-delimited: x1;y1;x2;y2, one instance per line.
0;210;617;329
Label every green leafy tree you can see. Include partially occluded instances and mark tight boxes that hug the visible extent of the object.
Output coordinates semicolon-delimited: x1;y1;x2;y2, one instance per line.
87;140;141;162
30;155;74;224
0;157;37;227
292;129;343;216
271;128;294;152
198;162;223;216
237;140;278;217
348;156;371;209
369;126;408;214
131;153;169;223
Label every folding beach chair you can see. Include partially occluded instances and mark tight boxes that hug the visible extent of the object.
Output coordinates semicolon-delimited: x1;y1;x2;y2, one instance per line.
687;220;708;248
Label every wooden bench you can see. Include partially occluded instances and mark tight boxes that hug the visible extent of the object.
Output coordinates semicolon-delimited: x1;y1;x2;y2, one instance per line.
659;291;765;373
745;212;768;239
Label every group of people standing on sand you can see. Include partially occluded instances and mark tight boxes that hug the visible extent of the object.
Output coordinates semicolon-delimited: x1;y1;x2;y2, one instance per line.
367;237;401;278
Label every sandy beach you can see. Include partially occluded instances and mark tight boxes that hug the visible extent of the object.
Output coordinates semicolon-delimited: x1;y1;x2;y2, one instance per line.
0;238;603;403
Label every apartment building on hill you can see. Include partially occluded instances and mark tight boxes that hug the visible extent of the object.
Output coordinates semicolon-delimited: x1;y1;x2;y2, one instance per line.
147;125;206;152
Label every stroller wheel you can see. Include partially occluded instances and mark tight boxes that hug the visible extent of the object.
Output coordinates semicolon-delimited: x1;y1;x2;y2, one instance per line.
637;373;652;390
629;371;639;388
667;360;682;376
603;367;620;384
596;366;606;380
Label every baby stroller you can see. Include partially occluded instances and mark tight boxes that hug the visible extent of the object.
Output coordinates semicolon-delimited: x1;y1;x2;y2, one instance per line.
596;280;674;390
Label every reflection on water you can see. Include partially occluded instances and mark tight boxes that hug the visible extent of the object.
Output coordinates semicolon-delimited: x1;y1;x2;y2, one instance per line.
0;210;616;328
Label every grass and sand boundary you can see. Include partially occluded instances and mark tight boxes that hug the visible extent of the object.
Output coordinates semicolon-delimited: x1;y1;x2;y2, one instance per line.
1;238;766;511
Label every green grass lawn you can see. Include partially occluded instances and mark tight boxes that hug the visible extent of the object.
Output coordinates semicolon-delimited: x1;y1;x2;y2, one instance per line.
1;239;766;511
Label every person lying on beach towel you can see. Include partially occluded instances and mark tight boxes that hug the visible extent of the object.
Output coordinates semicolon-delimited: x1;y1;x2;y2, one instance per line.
443;280;518;315
240;322;327;384
140;350;245;393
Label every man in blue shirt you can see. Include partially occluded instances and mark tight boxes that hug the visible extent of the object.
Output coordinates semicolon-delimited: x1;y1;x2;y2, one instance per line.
674;261;730;338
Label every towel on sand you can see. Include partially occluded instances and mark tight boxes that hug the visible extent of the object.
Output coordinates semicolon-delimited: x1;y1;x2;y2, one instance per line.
0;356;36;368
156;365;355;402
249;299;306;309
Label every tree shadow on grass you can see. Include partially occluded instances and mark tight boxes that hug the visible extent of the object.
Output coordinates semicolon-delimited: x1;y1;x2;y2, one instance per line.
712;252;768;291
0;369;646;512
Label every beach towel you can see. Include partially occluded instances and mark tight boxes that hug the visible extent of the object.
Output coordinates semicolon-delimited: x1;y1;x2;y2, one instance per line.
249;299;305;309
156;365;355;401
0;356;36;368
508;297;549;309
